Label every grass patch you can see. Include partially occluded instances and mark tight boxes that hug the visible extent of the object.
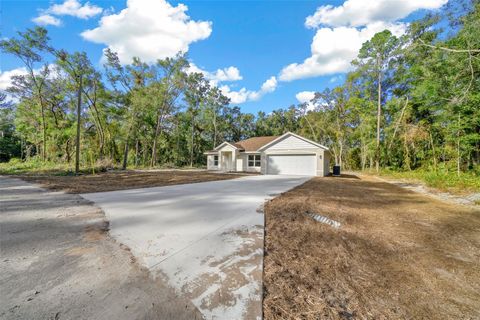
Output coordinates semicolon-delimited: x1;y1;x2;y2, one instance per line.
0;158;76;175
0;158;206;176
377;168;480;194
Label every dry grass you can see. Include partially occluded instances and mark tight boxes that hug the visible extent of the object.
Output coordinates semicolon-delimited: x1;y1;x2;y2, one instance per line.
263;174;480;320
14;170;243;193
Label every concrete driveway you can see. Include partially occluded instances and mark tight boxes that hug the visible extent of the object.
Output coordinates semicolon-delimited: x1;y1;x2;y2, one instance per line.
82;175;310;319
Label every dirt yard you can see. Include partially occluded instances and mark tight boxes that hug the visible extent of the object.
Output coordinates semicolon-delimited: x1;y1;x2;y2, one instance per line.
13;170;243;193
263;174;480;320
0;176;202;320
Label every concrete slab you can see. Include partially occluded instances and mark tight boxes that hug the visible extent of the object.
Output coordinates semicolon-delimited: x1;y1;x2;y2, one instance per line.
82;175;310;319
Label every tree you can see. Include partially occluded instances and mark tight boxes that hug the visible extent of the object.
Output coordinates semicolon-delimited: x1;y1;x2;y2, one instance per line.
0;27;50;161
0;93;21;162
184;72;210;167
104;51;151;169
55;51;94;174
150;55;188;166
355;30;399;172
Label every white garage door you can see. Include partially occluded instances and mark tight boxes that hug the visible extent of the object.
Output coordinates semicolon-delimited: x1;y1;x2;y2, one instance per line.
267;155;316;176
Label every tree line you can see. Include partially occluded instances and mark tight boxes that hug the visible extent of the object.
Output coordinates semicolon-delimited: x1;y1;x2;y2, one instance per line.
1;1;478;175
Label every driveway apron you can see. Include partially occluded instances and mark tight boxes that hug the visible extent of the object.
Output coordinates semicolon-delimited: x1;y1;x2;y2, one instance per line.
82;175;310;319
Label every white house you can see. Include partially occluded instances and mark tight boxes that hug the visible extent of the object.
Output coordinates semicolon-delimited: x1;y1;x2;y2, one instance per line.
204;132;331;176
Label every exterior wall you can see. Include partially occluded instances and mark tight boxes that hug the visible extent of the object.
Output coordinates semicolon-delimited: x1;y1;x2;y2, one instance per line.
207;154;219;171
323;150;331;176
216;144;238;172
260;135;330;177
208;135;331;176
261;149;326;176
237;153;261;173
265;135;319;150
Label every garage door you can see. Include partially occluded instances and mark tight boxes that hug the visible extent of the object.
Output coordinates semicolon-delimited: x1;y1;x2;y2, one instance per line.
267;155;316;176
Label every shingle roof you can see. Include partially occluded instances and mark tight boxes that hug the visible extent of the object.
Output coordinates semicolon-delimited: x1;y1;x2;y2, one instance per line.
234;136;280;152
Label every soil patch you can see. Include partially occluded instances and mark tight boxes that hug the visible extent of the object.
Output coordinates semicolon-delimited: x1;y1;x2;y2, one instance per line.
0;176;202;320
263;174;480;319
13;170;243;193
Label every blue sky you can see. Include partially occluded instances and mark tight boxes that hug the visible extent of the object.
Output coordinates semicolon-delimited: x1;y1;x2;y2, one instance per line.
1;0;448;114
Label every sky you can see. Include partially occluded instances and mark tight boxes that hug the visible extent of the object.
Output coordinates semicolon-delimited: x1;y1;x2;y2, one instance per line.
1;0;449;114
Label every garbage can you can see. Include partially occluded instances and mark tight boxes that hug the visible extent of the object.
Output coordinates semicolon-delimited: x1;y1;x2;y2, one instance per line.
333;165;341;176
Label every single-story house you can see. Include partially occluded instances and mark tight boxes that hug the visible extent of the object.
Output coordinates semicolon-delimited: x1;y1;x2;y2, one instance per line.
204;132;330;176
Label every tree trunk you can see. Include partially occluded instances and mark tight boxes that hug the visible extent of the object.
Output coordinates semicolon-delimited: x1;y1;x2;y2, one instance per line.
135;139;139;167
151;110;163;167
190;115;195;167
457;113;461;177
213;109;217;148
122;138;129;170
403;132;411;170
376;61;382;173
75;75;82;174
66;139;71;163
429;131;437;171
40;103;47;162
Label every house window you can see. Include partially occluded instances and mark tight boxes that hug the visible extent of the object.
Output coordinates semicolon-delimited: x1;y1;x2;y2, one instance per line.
248;155;261;167
213;155;219;166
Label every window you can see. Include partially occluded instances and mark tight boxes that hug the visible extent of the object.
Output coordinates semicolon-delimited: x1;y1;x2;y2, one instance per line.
213;155;219;166
248;155;261;167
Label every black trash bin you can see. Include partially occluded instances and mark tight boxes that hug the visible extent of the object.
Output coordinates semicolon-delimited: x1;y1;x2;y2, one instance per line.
333;165;341;176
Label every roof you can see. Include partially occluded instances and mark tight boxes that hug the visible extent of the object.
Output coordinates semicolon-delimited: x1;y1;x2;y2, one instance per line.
257;132;329;151
234;136;280;152
209;132;329;153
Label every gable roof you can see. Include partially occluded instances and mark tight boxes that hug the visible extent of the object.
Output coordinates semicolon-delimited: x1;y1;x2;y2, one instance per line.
234;136;280;152
209;132;328;153
257;132;329;151
213;141;240;151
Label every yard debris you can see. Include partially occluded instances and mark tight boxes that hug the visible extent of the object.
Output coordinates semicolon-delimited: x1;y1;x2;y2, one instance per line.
263;175;480;320
305;212;341;228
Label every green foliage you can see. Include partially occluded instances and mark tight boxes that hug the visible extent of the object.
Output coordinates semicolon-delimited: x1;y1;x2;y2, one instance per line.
379;168;480;194
0;3;478;189
0;157;73;174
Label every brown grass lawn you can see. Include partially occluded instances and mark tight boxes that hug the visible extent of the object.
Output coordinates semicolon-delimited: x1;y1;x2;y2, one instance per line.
13;170;243;193
263;174;480;320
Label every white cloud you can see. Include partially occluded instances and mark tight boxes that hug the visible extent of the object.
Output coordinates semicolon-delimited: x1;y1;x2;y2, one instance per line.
188;63;242;85
81;0;212;64
0;67;29;91
260;76;277;93
220;76;277;104
50;0;103;19
305;0;448;28
280;0;447;82
32;14;62;26
0;65;62;93
280;22;406;81
295;91;315;104
32;0;103;25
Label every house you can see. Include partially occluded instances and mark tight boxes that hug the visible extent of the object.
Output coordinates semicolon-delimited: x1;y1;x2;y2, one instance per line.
204;132;330;176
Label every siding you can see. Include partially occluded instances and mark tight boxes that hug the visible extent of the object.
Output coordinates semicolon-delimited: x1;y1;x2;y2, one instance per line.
323;150;331;176
237;153;261;173
267;135;319;150
207;155;219;170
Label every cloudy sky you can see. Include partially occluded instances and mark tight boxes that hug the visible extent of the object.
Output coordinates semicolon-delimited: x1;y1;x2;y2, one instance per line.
1;0;448;113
